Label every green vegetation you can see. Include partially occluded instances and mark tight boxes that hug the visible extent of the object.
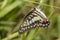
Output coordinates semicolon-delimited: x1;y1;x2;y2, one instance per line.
0;0;60;40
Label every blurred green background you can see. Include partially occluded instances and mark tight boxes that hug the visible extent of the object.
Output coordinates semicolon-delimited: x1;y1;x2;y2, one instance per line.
0;0;60;40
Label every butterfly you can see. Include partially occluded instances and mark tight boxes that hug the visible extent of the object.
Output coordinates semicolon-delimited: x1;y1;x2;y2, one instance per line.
18;7;50;34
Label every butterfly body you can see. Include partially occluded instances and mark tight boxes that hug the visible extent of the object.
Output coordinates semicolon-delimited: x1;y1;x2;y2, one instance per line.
18;7;50;34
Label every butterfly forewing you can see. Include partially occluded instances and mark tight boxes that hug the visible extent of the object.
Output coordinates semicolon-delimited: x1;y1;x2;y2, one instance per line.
18;7;50;34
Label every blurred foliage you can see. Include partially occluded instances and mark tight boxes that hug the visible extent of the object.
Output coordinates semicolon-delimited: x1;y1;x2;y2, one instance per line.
0;0;60;40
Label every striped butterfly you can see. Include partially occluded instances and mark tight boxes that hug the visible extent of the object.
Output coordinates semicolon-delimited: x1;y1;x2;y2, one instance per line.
18;7;50;34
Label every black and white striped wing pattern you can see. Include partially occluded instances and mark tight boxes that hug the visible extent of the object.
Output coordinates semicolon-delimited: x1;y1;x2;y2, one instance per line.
18;7;50;34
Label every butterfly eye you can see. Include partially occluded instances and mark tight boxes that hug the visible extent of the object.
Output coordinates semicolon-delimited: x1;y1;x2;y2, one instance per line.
18;7;50;34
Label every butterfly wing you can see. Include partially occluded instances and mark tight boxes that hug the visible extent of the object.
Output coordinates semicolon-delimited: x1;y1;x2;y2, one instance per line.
18;7;50;34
